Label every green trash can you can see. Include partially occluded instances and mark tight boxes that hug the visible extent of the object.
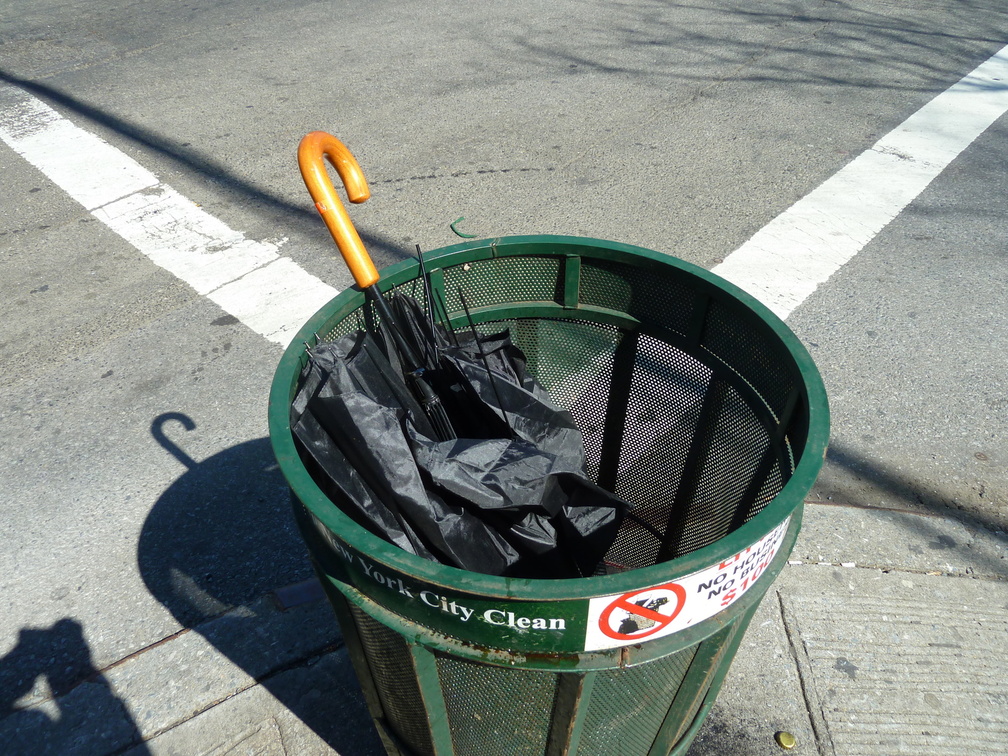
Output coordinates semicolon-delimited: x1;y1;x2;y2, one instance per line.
269;235;829;756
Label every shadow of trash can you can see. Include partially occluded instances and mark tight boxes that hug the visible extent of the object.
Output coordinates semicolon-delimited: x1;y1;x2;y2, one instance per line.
269;236;829;756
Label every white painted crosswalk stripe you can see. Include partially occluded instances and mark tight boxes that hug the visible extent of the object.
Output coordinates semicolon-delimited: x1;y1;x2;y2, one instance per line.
713;43;1008;320
0;83;337;347
4;44;1008;344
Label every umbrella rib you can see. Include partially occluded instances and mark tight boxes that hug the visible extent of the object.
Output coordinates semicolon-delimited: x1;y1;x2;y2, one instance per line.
415;244;442;366
458;289;514;438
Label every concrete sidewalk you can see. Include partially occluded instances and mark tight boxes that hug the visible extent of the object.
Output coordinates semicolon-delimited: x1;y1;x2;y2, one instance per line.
2;501;1004;756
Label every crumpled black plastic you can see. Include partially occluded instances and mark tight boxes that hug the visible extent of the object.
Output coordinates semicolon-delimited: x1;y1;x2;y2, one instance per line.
289;295;628;578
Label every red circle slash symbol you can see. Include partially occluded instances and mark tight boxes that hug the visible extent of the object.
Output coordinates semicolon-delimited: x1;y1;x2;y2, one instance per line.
598;583;687;641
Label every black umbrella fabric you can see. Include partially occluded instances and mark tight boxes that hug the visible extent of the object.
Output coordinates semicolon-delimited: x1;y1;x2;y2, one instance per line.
290;294;629;579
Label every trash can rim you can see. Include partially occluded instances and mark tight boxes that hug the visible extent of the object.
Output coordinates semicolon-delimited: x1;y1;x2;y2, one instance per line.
268;234;830;601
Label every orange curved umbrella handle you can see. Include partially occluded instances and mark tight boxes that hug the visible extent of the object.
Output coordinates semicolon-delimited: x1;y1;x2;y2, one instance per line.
298;131;380;289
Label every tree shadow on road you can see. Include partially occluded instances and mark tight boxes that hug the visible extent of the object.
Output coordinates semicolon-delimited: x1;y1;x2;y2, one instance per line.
817;441;1007;537
0;68;409;268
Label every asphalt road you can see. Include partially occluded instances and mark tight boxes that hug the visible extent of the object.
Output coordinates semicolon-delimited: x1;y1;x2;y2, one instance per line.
1;0;1006;752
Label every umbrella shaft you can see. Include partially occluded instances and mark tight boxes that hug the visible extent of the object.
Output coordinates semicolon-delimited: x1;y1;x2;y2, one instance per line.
367;286;456;441
367;287;424;372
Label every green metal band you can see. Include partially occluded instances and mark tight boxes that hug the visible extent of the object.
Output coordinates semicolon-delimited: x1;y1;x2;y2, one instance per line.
310;509;801;668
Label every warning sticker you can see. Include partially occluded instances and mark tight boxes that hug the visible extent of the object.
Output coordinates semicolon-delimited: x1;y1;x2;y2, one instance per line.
597;583;686;642
584;517;790;651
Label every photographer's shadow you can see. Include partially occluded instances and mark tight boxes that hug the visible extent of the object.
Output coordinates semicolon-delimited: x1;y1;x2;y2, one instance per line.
138;412;382;753
0;618;148;755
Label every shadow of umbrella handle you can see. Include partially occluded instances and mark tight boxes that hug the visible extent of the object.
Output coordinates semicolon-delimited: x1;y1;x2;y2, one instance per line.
297;131;380;289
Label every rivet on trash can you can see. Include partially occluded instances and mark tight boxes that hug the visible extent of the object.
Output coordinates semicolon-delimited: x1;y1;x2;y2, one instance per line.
775;730;797;749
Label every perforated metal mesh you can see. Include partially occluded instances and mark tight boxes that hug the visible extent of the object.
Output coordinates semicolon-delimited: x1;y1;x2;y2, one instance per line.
603;334;712;567
700;298;795;415
664;622;743;747
437;654;558;755
349;605;435;756
320;298;368;344
649;377;775;558
580;258;695;339
441;255;564;312
578;645;697;754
